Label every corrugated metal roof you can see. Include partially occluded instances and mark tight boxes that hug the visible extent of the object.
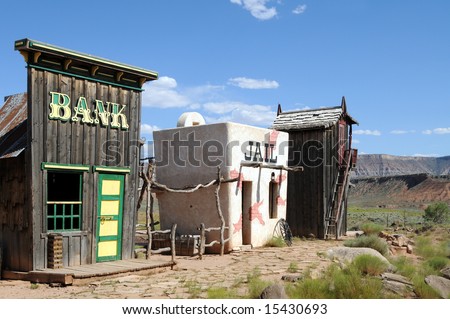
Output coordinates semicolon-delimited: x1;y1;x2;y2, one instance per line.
0;93;28;159
272;106;343;131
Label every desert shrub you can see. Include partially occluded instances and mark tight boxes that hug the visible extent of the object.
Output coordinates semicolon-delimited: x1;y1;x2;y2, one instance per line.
391;256;416;279
287;263;385;299
423;202;449;224
361;222;384;235
411;275;441;298
266;236;286;248
207;287;239;299
426;256;449;271
344;235;389;256
246;268;272;298
352;254;389;276
287;261;299;273
415;236;449;260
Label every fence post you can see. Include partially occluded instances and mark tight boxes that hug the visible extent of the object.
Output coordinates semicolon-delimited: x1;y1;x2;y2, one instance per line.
170;224;177;269
199;223;205;260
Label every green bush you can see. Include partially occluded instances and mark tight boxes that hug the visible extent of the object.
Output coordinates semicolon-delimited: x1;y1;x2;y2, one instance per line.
352;254;389;276
344;235;389;256
266;236;286;247
391;256;416;279
207;287;239;299
287;263;386;299
426;256;449;271
423;202;449;224
246;268;272;298
361;222;384;235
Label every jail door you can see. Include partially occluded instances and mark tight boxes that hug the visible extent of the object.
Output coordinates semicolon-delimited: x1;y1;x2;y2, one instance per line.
241;181;252;245
96;174;124;262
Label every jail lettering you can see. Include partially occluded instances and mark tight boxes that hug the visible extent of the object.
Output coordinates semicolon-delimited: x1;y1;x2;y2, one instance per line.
244;141;277;163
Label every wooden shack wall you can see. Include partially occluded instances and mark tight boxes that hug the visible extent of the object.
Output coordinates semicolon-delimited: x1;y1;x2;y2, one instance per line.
28;68;141;270
286;129;325;238
0;154;32;272
286;120;351;239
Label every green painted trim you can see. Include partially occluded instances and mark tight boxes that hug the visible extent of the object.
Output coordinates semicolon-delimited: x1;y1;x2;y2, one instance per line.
29;64;145;92
15;38;158;79
42;162;90;172
96;174;124;262
93;166;131;174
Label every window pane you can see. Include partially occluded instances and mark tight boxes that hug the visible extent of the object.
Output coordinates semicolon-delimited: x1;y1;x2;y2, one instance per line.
46;171;82;231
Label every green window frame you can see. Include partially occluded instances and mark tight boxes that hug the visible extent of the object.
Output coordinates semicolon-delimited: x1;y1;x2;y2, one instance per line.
43;163;87;232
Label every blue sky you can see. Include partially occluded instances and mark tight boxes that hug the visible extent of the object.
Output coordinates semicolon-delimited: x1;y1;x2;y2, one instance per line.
1;0;449;157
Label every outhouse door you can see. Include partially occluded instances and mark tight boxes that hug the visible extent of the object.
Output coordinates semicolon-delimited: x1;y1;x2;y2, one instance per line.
96;174;124;262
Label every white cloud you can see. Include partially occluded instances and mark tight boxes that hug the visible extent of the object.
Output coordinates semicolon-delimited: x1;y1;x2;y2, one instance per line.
293;4;307;14
422;127;450;135
434;127;450;134
204;101;276;126
353;129;381;136
230;0;277;20
352;139;360;144
390;129;416;134
228;77;279;89
141;124;160;135
142;76;190;108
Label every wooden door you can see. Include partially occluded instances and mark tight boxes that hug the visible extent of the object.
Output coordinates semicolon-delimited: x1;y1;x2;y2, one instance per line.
96;174;124;262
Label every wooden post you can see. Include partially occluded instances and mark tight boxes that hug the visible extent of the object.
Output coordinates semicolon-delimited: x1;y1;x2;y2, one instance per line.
199;223;205;260
143;162;155;260
214;167;226;256
0;247;2;280
170;223;177;269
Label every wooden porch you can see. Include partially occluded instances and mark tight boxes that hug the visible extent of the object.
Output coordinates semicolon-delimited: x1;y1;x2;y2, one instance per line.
1;257;176;286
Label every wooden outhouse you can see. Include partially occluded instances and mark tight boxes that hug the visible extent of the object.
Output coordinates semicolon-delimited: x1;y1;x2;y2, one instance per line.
272;97;358;239
0;39;157;273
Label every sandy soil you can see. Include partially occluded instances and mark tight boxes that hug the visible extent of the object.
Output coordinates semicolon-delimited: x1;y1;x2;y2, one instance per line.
0;238;345;299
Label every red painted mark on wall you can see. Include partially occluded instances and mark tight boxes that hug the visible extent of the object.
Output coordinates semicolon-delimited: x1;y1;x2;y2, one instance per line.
230;169;243;189
276;172;286;183
276;196;286;206
249;201;265;225
269;130;279;150
233;215;243;234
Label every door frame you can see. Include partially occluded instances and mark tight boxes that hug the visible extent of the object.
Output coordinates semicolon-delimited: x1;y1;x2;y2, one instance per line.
95;173;125;262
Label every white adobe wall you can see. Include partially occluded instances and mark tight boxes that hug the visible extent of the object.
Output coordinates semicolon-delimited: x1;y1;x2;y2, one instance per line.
153;122;289;253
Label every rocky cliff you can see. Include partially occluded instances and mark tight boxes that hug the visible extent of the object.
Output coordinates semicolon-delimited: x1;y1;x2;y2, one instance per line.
353;154;450;178
349;174;450;208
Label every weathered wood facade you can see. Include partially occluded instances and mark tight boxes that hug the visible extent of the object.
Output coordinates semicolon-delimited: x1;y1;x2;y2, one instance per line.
0;39;157;272
272;97;358;239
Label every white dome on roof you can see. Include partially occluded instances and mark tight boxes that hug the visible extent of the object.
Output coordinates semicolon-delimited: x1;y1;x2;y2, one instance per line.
177;112;206;127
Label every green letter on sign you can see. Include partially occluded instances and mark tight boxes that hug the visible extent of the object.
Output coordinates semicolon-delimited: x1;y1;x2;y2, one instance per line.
110;103;129;130
49;92;71;121
72;97;94;123
93;100;110;126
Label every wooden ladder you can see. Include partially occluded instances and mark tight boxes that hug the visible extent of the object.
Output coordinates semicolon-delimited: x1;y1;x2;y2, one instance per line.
325;150;352;239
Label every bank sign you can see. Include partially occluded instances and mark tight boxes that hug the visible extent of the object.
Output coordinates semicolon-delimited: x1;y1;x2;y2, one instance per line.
48;92;129;130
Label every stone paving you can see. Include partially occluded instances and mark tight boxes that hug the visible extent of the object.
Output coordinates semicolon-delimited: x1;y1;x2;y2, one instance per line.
0;238;345;299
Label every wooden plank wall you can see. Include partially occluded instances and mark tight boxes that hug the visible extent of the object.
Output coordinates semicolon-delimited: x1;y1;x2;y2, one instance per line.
0;154;32;271
28;69;141;270
285;120;351;239
286;129;324;238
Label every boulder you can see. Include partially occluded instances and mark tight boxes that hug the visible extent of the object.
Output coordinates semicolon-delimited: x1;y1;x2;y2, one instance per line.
325;247;395;271
425;275;450;299
259;284;288;299
441;266;450;280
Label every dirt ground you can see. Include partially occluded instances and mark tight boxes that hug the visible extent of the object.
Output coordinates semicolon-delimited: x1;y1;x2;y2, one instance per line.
0;237;346;299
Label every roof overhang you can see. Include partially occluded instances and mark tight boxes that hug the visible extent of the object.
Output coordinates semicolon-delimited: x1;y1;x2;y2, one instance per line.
14;38;158;91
